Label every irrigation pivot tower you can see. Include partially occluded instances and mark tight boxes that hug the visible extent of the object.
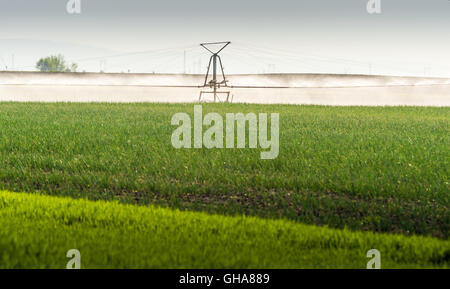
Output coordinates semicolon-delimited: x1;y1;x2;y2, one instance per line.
199;41;231;102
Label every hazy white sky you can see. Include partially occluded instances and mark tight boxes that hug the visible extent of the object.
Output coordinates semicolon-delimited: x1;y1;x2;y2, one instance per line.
0;0;449;77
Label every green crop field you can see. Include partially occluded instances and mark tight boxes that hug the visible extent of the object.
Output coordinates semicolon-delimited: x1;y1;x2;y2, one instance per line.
0;102;448;268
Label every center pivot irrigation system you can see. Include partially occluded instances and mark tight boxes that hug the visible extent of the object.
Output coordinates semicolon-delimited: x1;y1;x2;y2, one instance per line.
199;41;232;103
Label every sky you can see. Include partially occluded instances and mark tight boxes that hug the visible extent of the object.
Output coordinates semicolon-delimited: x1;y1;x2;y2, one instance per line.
0;0;449;77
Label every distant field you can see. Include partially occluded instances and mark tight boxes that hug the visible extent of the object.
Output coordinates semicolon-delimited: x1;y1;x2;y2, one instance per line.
0;191;448;269
0;103;448;240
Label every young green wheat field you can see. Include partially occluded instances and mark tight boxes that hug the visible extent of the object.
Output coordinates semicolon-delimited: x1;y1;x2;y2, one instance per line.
0;103;448;268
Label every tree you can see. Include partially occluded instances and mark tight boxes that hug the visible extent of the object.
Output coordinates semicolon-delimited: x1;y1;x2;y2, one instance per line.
36;55;78;72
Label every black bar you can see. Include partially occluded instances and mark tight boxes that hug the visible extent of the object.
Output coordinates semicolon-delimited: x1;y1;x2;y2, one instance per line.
0;269;444;288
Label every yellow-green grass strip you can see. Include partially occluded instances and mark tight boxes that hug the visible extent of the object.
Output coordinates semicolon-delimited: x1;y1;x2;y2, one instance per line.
0;191;448;269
